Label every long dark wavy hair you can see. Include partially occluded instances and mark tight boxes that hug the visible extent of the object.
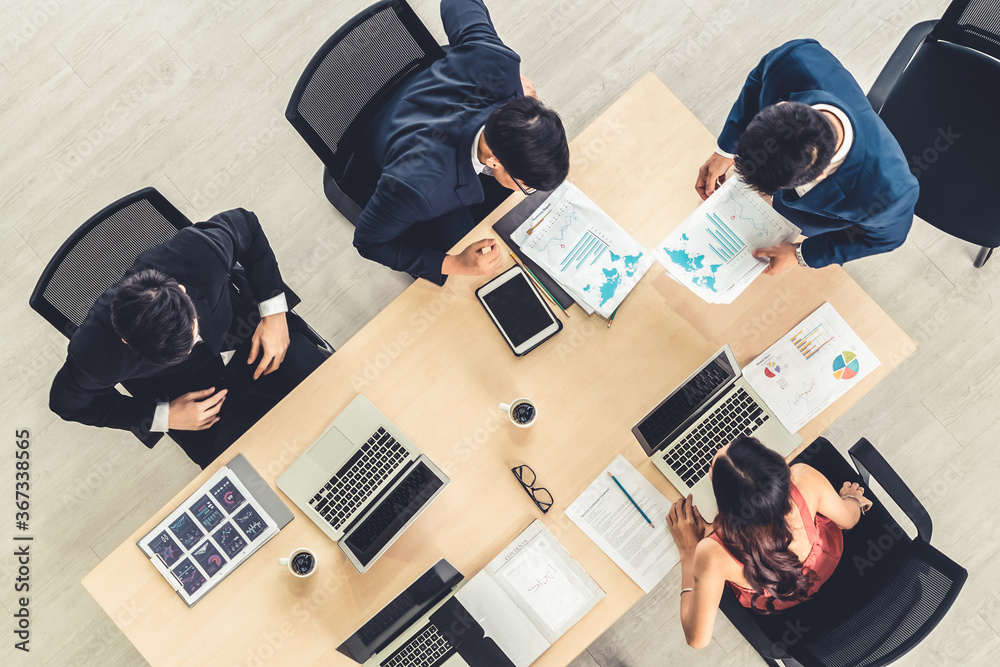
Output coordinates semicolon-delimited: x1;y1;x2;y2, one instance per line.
712;436;818;612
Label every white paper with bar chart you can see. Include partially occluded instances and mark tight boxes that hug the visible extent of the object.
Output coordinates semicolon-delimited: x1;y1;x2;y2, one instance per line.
513;182;654;318
743;302;881;433
654;177;800;304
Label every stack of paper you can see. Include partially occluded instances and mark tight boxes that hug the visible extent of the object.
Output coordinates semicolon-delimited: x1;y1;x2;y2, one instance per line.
743;302;881;433
511;182;653;318
566;455;679;593
654;176;800;304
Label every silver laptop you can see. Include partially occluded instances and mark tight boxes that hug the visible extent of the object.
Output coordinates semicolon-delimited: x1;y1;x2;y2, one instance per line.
337;559;539;667
632;345;800;520
277;395;449;573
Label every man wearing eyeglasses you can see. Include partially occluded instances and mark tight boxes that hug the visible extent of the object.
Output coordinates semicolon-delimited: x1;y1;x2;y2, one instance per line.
344;0;570;285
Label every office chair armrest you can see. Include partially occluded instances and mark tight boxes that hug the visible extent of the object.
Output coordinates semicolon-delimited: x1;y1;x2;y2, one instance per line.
849;438;932;542
867;20;937;112
323;166;363;225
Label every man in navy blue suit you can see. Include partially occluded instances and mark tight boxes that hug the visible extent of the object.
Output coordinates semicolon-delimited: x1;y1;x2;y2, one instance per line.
344;0;570;284
696;39;918;275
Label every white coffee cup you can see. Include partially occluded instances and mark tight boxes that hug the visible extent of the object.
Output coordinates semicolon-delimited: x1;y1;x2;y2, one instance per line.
499;398;537;428
278;547;317;577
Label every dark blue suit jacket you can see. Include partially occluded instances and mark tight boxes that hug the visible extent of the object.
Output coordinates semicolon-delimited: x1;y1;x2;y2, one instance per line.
49;210;288;445
350;0;522;282
719;39;918;268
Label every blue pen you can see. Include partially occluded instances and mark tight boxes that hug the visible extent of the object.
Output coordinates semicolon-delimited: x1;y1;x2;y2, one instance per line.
608;472;654;527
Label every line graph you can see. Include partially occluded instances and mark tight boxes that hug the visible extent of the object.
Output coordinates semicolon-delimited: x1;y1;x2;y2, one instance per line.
722;187;769;237
784;379;818;411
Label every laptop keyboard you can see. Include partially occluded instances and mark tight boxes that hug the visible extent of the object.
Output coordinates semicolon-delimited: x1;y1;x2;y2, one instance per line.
662;387;768;487
308;427;407;530
381;623;452;667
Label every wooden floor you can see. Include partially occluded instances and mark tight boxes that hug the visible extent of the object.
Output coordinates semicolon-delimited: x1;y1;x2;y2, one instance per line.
3;0;997;665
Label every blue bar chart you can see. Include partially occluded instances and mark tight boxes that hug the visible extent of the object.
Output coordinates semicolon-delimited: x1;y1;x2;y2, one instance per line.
560;230;610;272
705;213;746;262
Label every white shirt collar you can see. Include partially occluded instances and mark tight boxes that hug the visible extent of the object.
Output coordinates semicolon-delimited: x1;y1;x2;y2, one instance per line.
794;104;854;197
472;125;491;176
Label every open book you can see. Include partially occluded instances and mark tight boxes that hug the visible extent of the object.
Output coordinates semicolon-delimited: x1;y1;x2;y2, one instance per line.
455;520;605;666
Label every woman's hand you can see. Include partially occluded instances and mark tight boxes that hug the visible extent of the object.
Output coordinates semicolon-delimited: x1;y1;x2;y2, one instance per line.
667;494;708;558
840;481;873;513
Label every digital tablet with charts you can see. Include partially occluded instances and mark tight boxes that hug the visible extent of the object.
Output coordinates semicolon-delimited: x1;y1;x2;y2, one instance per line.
137;461;281;606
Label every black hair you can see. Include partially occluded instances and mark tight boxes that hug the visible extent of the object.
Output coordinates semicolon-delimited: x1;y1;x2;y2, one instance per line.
734;102;837;194
483;96;569;191
712;436;819;612
111;269;197;366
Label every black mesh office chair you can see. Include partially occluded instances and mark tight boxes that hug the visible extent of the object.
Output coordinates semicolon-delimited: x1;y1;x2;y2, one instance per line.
285;0;446;223
867;0;1000;267
30;188;334;444
30;187;333;351
720;437;966;667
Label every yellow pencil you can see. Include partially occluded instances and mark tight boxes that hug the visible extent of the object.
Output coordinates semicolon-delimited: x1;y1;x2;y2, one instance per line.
509;252;570;318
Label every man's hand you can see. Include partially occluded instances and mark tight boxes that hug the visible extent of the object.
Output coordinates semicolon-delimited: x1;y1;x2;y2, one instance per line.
441;239;504;276
753;243;800;276
520;74;538;100
168;387;227;430
695;153;735;200
248;312;290;379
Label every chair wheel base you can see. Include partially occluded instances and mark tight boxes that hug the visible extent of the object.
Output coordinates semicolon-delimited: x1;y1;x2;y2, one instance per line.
974;246;994;268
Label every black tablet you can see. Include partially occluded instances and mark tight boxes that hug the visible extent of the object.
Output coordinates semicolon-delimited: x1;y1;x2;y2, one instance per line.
476;265;562;356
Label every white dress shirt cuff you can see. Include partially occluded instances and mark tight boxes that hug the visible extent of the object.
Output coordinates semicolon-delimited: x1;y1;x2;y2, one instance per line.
715;145;735;159
151;401;170;432
258;292;288;318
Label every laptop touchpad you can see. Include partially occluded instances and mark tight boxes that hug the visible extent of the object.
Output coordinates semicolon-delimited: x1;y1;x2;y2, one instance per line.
307;428;355;472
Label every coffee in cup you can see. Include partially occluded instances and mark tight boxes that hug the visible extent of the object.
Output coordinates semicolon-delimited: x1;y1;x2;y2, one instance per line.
278;547;316;577
499;398;537;428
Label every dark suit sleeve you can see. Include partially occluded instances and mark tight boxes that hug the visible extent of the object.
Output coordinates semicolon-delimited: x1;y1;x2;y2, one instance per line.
717;40;816;153
189;208;284;304
441;0;506;50
353;174;448;280
49;349;158;442
717;55;767;154
793;184;918;267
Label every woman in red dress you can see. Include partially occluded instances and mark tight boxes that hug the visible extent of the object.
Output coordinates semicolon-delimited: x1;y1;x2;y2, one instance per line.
666;435;872;649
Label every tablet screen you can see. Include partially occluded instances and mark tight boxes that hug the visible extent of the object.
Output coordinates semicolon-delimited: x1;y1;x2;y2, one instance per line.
481;273;556;348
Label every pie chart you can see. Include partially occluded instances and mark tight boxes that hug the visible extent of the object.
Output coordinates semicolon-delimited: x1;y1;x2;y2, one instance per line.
832;351;860;380
764;362;781;378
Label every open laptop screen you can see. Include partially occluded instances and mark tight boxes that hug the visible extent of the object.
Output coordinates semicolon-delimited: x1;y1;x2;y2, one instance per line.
634;350;737;454
342;460;446;569
336;559;463;663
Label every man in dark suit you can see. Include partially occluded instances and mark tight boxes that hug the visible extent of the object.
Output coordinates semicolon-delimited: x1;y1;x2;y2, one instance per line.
343;0;570;284
696;39;918;274
49;209;327;468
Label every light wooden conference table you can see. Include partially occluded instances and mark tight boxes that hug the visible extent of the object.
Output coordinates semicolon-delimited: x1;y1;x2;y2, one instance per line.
83;73;915;666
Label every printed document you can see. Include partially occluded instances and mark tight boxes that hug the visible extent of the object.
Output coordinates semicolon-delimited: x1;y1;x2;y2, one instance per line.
655;176;800;304
566;455;679;593
743;302;881;432
512;182;653;318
